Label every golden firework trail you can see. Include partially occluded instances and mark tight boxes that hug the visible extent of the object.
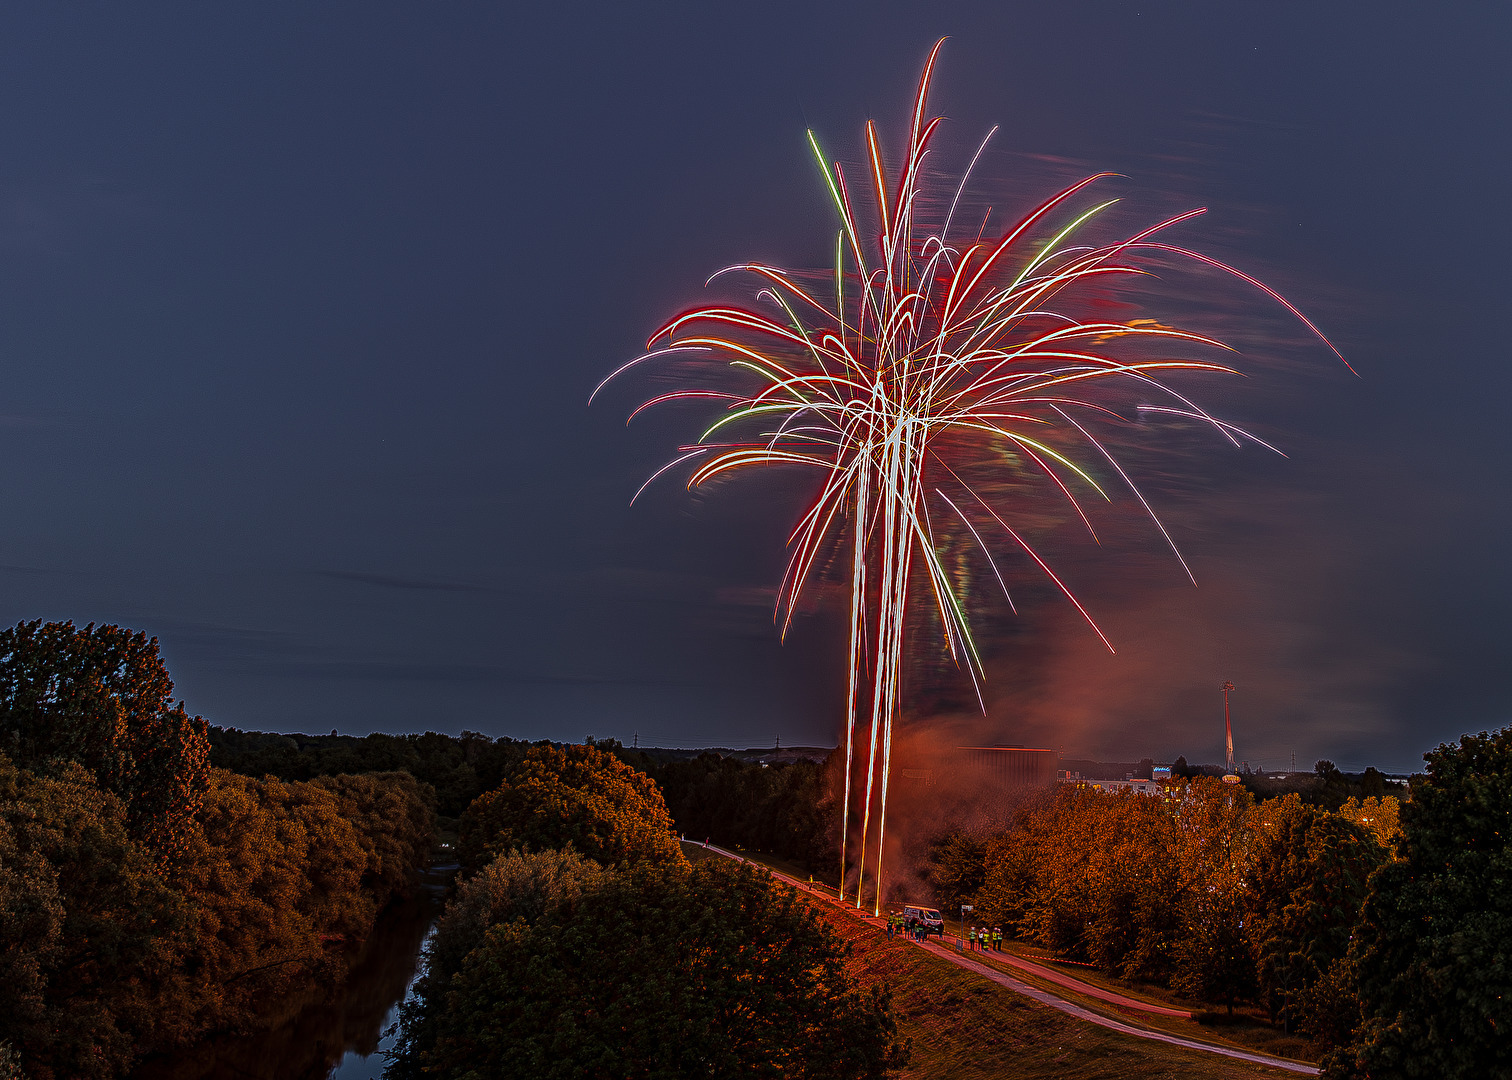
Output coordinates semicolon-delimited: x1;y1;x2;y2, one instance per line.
595;39;1344;913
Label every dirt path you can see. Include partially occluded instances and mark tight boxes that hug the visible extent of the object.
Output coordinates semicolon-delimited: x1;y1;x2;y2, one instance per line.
696;842;1319;1077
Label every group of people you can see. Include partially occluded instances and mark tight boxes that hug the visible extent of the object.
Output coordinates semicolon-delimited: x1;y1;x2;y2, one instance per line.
884;914;939;941
966;925;1002;951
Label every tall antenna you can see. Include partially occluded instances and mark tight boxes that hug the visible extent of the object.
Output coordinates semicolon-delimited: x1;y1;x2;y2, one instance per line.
1221;681;1238;780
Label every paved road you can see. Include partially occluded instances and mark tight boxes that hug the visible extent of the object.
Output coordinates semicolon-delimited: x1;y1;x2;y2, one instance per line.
956;944;1192;1018
694;842;1320;1077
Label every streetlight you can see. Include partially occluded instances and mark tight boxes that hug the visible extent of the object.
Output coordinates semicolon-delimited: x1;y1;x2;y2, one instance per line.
959;904;972;951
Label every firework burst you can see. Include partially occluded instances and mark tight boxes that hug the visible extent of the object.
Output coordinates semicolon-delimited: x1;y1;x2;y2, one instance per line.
596;39;1343;912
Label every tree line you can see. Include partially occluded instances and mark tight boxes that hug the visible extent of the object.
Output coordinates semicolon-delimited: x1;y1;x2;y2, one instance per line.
931;779;1395;1038
0;622;435;1080
12;615;1501;1078
927;733;1511;1079
210;727;847;873
208;725;531;819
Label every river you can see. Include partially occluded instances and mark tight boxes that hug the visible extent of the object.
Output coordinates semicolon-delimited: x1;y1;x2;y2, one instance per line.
129;862;456;1080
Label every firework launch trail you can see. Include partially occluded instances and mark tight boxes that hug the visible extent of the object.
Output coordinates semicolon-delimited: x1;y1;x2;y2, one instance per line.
599;39;1343;913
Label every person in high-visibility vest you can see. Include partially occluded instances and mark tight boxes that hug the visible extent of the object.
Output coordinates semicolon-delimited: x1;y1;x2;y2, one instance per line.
968;927;977;950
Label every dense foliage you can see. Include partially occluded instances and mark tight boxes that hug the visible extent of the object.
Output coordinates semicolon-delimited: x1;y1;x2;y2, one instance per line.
1239;760;1399;811
389;847;608;1078
656;751;840;872
209;726;532;818
457;743;684;873
1325;729;1512;1079
19;610;1475;1076
169;769;433;1034
390;856;907;1080
1247;796;1383;1034
943;777;1393;1041
312;771;436;897
0;757;191;1079
0;621;438;1080
0;621;210;863
0;757;435;1079
211;729;844;873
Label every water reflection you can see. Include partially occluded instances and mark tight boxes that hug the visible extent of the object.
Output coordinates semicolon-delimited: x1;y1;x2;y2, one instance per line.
131;864;455;1080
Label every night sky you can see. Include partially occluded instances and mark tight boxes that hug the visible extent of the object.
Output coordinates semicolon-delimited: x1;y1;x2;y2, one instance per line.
1;4;1506;774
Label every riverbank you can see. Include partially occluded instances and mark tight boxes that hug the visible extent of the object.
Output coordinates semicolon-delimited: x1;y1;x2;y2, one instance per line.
129;861;456;1080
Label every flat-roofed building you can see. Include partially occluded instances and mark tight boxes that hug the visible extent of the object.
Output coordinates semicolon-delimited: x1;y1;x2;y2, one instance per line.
956;746;1058;788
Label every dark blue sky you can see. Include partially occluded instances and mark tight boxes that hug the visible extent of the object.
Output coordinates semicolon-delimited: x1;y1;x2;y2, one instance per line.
0;4;1506;773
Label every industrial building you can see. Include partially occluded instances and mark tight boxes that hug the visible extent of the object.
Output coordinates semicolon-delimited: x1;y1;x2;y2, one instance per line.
955;746;1059;788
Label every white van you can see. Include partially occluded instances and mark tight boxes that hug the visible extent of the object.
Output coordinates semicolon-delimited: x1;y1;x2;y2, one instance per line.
902;905;944;934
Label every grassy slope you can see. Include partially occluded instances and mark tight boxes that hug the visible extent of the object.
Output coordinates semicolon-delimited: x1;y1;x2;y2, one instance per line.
810;902;1304;1080
985;941;1317;1063
688;842;1316;1077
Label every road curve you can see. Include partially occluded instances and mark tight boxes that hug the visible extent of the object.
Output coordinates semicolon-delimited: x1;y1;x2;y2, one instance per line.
694;842;1320;1077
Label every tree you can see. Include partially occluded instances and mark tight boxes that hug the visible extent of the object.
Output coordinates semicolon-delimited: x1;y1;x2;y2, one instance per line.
311;771;436;904
424;847;606;984
1324;728;1512;1079
971;785;1186;981
1336;795;1402;855
1170;778;1258;1013
1246;795;1385;1036
1312;759;1351;811
928;832;987;913
0;756;191;1080
388;848;607;1080
457;743;683;873
654;751;841;873
1171;882;1257;1014
0;620;209;863
171;770;373;1033
394;858;908;1079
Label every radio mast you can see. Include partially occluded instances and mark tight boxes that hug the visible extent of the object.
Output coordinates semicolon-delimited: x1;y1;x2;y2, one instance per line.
1221;681;1238;781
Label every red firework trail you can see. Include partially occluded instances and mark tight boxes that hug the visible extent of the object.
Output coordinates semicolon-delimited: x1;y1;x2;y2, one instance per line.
595;38;1344;913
